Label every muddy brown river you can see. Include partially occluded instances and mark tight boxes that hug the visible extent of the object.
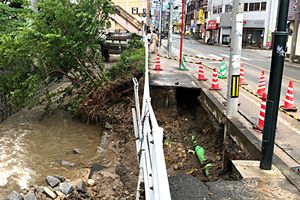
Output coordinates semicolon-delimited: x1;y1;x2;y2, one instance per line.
0;107;105;198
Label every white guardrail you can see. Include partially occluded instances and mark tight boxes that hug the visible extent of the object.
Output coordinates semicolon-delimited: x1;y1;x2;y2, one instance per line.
132;39;172;200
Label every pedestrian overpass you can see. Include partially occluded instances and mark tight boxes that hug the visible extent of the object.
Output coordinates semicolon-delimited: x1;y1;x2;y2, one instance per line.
111;5;143;36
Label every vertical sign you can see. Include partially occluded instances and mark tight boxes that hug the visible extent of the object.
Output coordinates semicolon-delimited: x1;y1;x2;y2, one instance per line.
199;9;204;25
132;7;138;15
231;75;240;98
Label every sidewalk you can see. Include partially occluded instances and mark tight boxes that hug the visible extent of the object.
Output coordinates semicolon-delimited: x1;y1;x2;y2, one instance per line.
149;46;300;196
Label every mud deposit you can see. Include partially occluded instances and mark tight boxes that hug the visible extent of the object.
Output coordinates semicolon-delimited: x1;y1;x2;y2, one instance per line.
151;87;234;182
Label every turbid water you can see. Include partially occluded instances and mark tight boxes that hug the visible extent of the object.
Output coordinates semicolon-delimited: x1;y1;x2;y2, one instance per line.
0;107;105;198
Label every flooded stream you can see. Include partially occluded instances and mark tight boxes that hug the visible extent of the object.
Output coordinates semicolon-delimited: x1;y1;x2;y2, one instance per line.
0;107;105;197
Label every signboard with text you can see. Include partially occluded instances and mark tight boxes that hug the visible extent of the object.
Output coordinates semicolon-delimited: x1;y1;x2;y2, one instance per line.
243;20;265;28
199;9;204;25
207;20;218;30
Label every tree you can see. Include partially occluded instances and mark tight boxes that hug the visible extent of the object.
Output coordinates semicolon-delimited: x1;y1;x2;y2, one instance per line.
0;0;114;110
0;1;28;33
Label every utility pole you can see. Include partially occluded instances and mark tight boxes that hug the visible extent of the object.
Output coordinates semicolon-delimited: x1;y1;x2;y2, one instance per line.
159;0;163;46
168;0;174;57
260;0;290;170
289;1;300;63
179;0;185;67
226;0;244;117
184;1;188;34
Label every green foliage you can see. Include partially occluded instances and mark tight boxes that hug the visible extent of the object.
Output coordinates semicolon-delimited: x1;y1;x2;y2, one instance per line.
0;0;114;109
0;2;28;33
127;34;143;49
106;44;145;81
9;0;24;8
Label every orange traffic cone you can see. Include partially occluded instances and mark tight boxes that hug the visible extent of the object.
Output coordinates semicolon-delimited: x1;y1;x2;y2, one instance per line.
209;68;221;90
280;80;297;112
254;93;267;131
256;69;266;96
198;64;207;81
154;54;162;71
239;63;247;85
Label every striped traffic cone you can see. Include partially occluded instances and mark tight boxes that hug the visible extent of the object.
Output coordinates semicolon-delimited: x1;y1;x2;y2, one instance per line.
280;80;297;112
256;69;266;96
179;55;188;71
209;68;221;90
198;64;207;81
218;58;227;79
154;54;162;71
254;92;267;131
239;62;247;85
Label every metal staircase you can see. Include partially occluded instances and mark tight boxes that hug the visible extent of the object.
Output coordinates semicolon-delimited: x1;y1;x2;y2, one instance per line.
112;5;143;35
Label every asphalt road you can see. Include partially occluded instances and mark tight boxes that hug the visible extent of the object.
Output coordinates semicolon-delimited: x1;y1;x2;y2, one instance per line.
169;34;300;109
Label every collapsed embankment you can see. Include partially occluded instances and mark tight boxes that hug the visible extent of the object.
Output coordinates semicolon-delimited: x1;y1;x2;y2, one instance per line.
150;86;257;182
8;78;297;199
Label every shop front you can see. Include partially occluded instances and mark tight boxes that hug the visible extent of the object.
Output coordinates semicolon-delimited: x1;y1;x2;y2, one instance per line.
220;13;231;45
206;20;219;44
242;20;265;48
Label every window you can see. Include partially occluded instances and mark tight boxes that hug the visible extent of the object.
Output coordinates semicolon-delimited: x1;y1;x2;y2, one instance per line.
249;3;255;11
213;7;217;14
244;3;248;11
254;2;260;10
247;2;266;12
217;6;222;13
213;6;222;14
261;2;267;11
225;4;232;12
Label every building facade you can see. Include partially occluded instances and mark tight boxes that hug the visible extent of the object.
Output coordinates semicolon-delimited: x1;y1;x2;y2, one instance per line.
286;0;300;60
109;0;151;33
206;0;279;48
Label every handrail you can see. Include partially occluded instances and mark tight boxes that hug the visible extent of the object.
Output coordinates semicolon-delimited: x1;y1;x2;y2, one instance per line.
132;39;171;200
115;5;142;30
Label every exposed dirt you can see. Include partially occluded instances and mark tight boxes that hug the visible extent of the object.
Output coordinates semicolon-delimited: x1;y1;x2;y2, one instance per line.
151;87;234;182
22;77;242;199
75;76;143;199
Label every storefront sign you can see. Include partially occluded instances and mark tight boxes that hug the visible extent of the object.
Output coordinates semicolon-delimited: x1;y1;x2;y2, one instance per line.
207;20;218;30
199;9;204;25
243;20;264;28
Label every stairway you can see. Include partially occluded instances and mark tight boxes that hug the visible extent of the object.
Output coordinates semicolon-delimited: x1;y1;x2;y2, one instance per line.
112;5;143;35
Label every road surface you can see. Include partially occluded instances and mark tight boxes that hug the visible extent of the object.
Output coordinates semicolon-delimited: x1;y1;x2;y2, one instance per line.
169;34;300;109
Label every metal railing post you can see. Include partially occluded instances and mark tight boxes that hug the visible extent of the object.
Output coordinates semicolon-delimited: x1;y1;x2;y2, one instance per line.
132;37;171;200
152;127;171;200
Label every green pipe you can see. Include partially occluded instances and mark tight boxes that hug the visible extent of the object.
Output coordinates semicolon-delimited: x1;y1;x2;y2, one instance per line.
192;135;213;178
192;135;206;165
204;163;213;178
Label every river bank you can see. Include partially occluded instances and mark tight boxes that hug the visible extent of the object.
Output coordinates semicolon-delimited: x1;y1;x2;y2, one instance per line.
4;86;140;199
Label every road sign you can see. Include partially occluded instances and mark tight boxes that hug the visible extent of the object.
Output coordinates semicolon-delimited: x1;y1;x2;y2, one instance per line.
231;75;240;98
132;7;138;15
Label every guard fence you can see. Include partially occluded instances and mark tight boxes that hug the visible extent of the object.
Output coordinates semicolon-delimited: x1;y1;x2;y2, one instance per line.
132;39;172;200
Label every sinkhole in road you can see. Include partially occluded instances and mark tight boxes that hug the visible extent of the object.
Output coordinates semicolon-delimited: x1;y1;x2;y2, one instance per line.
151;86;246;181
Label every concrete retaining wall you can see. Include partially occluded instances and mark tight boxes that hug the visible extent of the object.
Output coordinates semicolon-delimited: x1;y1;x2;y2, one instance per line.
198;87;300;191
